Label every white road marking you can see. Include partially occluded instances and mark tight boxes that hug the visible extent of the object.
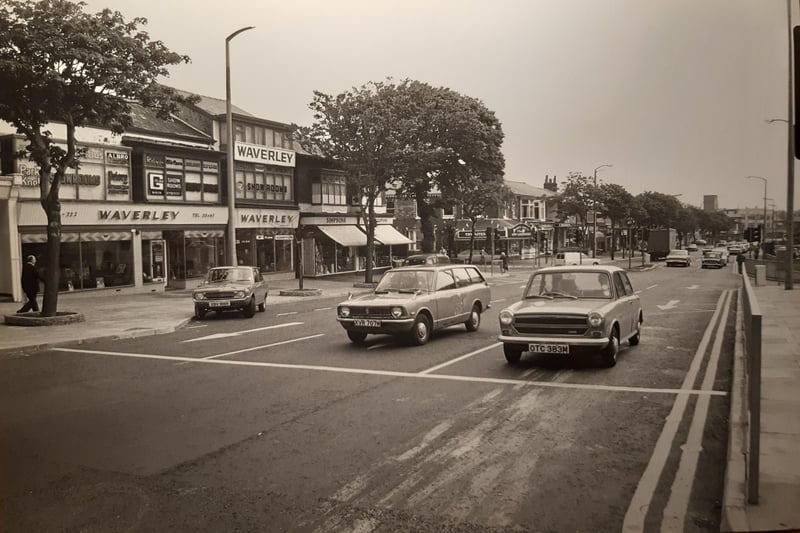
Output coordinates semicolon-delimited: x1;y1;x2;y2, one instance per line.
418;343;502;374
656;299;680;311
52;346;727;396
314;307;332;311
660;289;732;531
181;321;303;342
185;325;208;329
366;343;390;351
622;290;730;533
490;298;507;304
204;334;326;359
686;284;699;290
646;284;659;290
277;311;298;317
634;290;642;295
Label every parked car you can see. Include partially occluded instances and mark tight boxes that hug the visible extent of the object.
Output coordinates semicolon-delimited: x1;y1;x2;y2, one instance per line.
402;253;450;266
498;265;642;367
727;244;744;255
712;247;730;262
554;251;598;266
455;249;501;264
192;266;268;319
701;251;727;269
665;249;691;267
686;243;699;252
336;264;491;346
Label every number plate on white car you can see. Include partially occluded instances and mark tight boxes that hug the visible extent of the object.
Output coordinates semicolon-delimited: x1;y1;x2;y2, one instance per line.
209;301;230;307
529;343;569;354
354;319;381;327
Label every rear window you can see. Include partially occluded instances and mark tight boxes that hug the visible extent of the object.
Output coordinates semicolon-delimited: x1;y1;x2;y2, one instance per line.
466;267;485;283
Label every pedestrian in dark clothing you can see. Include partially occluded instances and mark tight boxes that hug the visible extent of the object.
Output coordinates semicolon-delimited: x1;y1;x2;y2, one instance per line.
500;252;509;274
736;252;746;274
17;255;43;313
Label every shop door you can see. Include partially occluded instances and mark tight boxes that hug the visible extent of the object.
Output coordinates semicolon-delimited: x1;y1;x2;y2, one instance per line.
150;240;166;282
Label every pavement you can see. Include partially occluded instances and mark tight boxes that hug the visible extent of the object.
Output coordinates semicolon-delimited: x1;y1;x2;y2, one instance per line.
722;281;800;533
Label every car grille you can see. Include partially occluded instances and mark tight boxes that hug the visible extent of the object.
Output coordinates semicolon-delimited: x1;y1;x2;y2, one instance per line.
350;307;394;319
513;314;588;335
205;291;237;299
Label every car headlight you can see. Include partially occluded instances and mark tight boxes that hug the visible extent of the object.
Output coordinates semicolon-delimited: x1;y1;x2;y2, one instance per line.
499;310;514;326
391;307;403;318
340;306;350;318
587;312;604;327
234;290;246;299
194;292;206;300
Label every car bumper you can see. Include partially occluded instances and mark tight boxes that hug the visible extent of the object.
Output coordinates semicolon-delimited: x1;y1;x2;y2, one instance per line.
666;261;690;267
194;297;251;311
498;334;610;348
337;317;416;334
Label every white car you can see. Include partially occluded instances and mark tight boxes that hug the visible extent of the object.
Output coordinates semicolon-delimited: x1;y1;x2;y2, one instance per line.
665;249;691;267
554;252;598;266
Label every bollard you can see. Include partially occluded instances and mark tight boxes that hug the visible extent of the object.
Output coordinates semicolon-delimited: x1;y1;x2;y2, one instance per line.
755;264;766;286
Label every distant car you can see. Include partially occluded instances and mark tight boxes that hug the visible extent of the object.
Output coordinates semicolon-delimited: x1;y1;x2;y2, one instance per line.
554;251;598;266
498;265;642;367
694;240;708;246
402;253;450;266
336;264;492;346
192;266;268;319
727;244;744;255
455;249;501;264
665;249;692;267
686;243;699;252
701;251;727;269
712;247;730;263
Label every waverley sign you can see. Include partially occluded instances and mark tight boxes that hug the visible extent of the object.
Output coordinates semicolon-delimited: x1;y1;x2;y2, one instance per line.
234;141;295;168
18;202;228;227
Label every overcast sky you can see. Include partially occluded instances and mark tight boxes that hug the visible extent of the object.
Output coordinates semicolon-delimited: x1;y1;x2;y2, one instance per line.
83;0;796;211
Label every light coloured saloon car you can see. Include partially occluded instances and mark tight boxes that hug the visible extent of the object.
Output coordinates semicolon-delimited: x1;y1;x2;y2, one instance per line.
192;266;268;319
498;265;642;367
337;264;492;346
665;249;691;267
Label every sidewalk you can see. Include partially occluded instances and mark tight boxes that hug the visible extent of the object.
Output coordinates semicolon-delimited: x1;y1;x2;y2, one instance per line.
723;283;800;532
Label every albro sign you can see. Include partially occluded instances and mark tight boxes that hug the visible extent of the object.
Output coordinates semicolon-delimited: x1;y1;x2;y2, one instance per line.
234;141;296;168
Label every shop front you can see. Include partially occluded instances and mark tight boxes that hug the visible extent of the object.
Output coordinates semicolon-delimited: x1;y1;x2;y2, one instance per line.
17;201;228;292
235;207;299;276
299;215;411;277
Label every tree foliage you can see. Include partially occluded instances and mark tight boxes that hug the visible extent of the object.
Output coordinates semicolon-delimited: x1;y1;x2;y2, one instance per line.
0;0;192;315
596;182;634;260
457;177;512;263
634;191;682;229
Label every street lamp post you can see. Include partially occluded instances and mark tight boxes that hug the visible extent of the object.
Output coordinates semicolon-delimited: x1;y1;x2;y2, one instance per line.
767;199;777;240
225;26;255;267
746;176;768;250
592;164;612;259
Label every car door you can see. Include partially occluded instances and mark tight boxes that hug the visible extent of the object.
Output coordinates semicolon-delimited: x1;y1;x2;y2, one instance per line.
621;273;640;327
252;268;266;302
450;267;473;321
612;272;633;337
434;269;460;328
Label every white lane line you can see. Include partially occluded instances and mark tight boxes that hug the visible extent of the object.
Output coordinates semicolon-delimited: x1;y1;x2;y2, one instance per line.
491;298;507;304
205;334;326;359
646;284;659;290
314;307;332;312
366;343;390;351
181;321;303;343
660;289;732;531
419;343;502;374
635;290;642;295
51;346;728;396
622;289;729;533
277;311;298;317
185;325;208;329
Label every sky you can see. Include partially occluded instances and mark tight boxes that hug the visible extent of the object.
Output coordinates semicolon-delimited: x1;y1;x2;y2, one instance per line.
81;0;797;211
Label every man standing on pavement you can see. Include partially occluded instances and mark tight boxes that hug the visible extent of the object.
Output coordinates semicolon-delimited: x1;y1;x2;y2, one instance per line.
17;255;43;314
736;251;746;274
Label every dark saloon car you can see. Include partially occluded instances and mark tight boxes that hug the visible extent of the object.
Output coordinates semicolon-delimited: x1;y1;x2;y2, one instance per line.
337;264;491;346
402;253;450;266
498;266;642;367
192;266;268;319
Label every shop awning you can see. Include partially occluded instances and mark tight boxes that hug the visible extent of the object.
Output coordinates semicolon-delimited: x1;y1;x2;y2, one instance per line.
318;225;368;247
374;225;413;245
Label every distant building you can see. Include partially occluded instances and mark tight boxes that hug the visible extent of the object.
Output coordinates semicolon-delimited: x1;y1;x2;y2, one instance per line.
704;195;718;212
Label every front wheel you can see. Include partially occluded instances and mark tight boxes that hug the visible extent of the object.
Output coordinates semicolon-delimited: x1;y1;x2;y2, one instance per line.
347;330;367;345
465;304;481;332
601;329;619;367
258;294;267;312
503;344;523;365
409;314;431;346
195;305;206;320
242;297;256;318
629;315;642;346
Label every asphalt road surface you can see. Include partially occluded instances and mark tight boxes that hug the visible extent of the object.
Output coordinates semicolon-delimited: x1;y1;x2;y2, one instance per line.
0;257;740;532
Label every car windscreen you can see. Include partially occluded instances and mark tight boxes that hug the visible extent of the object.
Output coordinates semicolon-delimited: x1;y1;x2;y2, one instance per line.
375;270;434;292
669;250;688;256
526;271;613;299
207;267;253;282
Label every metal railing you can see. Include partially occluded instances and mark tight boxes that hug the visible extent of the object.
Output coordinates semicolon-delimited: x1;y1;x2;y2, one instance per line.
741;270;762;504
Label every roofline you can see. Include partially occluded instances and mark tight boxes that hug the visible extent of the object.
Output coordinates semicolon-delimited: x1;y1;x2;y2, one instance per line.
214;112;293;131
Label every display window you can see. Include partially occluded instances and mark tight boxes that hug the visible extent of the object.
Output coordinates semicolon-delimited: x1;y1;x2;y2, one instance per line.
234;163;293;202
164;230;224;282
236;229;294;273
143;153;220;203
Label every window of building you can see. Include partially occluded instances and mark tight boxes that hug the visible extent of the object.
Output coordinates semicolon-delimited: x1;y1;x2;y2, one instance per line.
234;163;293;202
312;172;347;205
521;199;544;220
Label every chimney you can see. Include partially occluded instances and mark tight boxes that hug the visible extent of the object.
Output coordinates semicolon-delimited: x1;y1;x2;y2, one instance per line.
544;175;558;192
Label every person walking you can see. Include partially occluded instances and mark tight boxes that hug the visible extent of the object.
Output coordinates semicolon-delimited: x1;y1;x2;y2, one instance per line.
736;251;746;274
500;251;509;274
17;255;43;314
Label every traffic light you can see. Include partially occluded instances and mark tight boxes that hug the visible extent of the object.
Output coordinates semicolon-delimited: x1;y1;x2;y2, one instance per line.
752;225;762;243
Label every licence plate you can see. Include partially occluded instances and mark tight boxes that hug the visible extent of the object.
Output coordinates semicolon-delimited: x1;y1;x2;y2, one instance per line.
209;301;230;308
354;319;381;327
529;343;569;354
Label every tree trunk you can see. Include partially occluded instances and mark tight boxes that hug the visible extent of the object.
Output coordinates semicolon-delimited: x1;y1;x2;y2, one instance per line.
467;218;477;264
414;184;435;253
610;220;616;261
41;188;61;317
364;196;376;284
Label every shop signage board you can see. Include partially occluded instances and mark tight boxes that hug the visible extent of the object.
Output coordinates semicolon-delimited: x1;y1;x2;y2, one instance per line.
234;141;295;168
18;201;228;226
510;223;533;238
237;208;300;229
300;216;392;226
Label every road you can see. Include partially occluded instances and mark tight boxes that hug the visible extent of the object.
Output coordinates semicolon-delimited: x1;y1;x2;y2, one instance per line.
0;257;740;532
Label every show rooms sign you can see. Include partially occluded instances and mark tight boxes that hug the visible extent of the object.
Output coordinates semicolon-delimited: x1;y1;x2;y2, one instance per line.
234;141;295;168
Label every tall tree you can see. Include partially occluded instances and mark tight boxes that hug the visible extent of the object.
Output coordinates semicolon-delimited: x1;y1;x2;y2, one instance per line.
596;182;634;260
0;0;192;316
554;172;592;248
294;82;405;283
635;191;682;229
